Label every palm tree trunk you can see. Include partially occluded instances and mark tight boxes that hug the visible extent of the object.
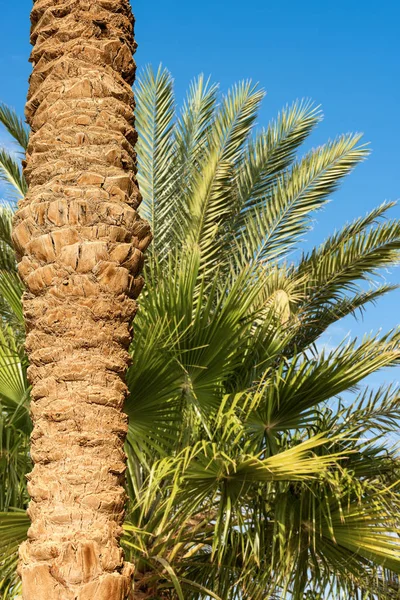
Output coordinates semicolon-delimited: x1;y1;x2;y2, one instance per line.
12;1;151;598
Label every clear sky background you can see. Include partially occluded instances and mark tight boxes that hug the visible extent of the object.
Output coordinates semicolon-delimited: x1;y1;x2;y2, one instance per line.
0;0;399;387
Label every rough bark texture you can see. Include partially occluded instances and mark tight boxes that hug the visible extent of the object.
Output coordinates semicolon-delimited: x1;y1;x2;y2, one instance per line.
12;1;151;598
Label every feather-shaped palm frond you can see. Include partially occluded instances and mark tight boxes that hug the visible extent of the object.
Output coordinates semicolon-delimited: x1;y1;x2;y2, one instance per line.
233;100;322;228
238;134;369;264
135;65;176;252
295;216;400;307
0;104;28;151
175;74;219;176
0;150;27;199
0;205;17;272
183;81;264;269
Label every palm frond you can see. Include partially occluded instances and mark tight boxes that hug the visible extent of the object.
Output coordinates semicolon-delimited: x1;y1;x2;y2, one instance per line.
238;134;369;263
295;215;400;310
336;384;400;436
0;511;29;597
0;272;24;325
175;74;219;182
0;150;27;198
0;204;17;272
323;499;400;574
0;421;30;511
183;81;264;269
233;100;322;227
0;325;29;435
0;104;29;151
246;331;400;436
135;65;176;252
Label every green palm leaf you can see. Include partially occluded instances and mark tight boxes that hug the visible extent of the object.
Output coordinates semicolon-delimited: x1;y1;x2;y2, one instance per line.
238;134;368;263
135;65;176;252
183;81;264;269
0;150;27;199
0;104;29;151
296;216;400;308
233;100;322;227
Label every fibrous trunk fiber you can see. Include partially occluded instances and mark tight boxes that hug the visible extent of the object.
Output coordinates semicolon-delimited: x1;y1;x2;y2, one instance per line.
12;1;151;598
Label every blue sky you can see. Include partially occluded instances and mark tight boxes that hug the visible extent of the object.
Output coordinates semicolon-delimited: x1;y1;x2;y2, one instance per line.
0;0;399;386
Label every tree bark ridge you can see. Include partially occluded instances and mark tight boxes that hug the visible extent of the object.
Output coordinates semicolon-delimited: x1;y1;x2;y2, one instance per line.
12;1;151;598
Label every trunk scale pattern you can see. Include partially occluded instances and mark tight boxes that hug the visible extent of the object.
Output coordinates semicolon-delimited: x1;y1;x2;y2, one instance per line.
12;1;151;598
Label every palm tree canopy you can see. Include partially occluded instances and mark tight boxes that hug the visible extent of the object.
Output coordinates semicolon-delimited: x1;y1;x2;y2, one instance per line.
1;66;400;599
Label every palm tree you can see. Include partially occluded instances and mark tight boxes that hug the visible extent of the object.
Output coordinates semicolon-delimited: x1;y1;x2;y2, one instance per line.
1;66;400;599
2;2;151;599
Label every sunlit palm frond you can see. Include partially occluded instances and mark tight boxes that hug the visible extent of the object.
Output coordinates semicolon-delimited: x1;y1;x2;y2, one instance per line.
183;81;264;270
245;331;400;439
127;253;281;463
175;74;219;183
135;65;176;253
0;150;27;198
238;134;368;264
0;326;27;405
233;100;322;227
269;482;400;600
331;384;400;438
0;204;17;273
0;272;24;326
0;104;29;151
291;284;398;352
321;497;400;574
295;216;400;311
